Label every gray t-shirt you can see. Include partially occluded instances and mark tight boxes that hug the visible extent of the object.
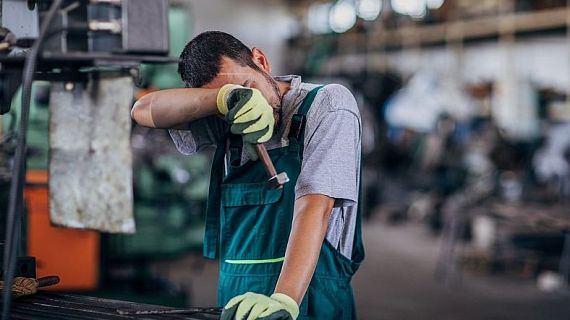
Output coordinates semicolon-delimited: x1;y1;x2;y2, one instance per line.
169;75;361;258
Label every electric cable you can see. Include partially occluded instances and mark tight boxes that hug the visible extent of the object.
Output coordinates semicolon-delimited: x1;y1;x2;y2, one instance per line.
1;1;63;318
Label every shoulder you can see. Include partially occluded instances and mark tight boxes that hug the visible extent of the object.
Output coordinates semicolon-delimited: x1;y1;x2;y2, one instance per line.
297;83;361;142
303;84;360;126
312;84;359;115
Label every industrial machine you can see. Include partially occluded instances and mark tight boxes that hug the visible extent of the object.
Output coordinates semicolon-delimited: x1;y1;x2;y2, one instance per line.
0;1;220;319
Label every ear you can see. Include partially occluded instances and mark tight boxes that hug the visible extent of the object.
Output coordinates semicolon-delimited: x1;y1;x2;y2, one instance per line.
251;47;271;74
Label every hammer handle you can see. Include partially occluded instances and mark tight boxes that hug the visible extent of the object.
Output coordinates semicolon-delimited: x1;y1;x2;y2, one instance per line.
37;276;60;287
255;144;277;178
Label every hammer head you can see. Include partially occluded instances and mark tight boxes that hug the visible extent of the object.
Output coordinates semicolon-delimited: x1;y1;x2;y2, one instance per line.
267;172;290;189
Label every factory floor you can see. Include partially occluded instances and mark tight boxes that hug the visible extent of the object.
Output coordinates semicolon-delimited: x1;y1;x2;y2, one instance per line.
153;219;570;320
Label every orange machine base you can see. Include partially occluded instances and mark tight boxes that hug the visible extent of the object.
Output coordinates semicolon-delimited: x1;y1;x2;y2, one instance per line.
25;170;99;290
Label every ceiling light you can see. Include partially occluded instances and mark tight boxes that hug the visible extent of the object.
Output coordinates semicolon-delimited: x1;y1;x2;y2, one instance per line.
330;0;357;33
307;3;333;34
391;0;427;18
426;0;445;10
357;0;382;21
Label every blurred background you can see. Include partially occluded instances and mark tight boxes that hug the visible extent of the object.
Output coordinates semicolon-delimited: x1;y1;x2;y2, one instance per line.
2;0;570;319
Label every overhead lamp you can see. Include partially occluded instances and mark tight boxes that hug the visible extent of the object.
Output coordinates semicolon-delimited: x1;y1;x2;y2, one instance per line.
330;0;357;33
357;0;382;21
391;0;427;18
426;0;445;10
307;2;333;34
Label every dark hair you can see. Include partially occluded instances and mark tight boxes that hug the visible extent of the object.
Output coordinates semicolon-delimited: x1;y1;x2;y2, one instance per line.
178;31;261;88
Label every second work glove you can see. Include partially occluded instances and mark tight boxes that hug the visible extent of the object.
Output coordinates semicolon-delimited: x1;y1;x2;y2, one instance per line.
217;84;275;147
221;292;299;320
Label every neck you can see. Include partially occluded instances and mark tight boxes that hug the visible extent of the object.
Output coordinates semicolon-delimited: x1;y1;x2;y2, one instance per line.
277;80;291;98
271;80;291;128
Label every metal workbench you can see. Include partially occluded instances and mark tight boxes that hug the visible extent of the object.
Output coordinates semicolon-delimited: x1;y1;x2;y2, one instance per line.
6;292;221;319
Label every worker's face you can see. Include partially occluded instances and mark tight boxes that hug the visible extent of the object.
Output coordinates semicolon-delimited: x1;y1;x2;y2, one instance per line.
203;48;282;124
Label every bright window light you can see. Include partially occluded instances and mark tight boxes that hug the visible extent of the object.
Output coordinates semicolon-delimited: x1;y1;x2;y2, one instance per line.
330;0;357;33
357;0;382;21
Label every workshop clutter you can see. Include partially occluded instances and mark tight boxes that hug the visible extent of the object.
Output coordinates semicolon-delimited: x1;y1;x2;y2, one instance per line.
288;0;570;299
1;0;570;319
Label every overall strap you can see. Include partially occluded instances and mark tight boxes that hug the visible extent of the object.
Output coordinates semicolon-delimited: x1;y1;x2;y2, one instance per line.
204;139;227;259
228;133;243;167
351;164;365;264
288;86;324;155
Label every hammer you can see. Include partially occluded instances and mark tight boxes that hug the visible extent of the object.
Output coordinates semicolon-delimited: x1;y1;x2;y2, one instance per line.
226;89;289;189
255;144;289;189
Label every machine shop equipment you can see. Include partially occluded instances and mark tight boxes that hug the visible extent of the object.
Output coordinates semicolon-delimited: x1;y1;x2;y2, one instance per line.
0;1;186;318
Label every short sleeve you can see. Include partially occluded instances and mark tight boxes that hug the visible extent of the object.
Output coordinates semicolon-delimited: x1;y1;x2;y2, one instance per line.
168;116;227;155
295;84;361;207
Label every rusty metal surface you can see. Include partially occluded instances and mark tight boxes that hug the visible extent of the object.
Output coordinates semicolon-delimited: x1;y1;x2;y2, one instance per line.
8;292;221;320
49;76;135;233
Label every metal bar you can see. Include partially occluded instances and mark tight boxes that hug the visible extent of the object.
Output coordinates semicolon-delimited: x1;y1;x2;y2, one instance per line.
116;307;221;315
365;7;569;48
9;293;221;320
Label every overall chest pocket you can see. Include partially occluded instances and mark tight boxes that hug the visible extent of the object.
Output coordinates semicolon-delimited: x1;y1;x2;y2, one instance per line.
221;182;290;262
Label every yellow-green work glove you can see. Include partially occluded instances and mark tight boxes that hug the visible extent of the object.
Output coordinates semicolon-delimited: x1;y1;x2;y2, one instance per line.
217;84;275;145
221;292;299;320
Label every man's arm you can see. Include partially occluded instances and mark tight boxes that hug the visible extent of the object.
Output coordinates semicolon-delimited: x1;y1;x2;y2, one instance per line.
131;88;220;128
274;194;334;303
220;85;360;319
274;85;360;304
221;194;333;319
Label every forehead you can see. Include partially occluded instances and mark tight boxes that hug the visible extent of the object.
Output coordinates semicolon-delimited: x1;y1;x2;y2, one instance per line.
203;57;257;89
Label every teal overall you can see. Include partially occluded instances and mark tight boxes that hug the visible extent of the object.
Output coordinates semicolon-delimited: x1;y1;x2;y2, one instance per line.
205;87;365;319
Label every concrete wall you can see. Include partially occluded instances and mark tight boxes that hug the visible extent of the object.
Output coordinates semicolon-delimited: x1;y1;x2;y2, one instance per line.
186;0;295;75
325;36;570;92
323;35;570;139
383;37;570;139
381;36;570;92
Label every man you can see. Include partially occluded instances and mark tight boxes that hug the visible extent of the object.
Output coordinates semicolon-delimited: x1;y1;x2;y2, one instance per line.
131;31;364;320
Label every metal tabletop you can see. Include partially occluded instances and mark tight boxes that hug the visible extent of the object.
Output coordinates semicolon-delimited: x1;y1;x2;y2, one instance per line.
7;292;221;320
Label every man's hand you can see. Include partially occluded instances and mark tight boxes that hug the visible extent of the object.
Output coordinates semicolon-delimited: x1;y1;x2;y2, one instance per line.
217;84;275;145
221;292;299;320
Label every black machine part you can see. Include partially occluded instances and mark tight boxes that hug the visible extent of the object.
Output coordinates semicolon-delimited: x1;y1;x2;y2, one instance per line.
0;69;21;115
0;0;173;318
0;0;175;115
37;0;169;54
2;1;65;318
0;256;36;279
